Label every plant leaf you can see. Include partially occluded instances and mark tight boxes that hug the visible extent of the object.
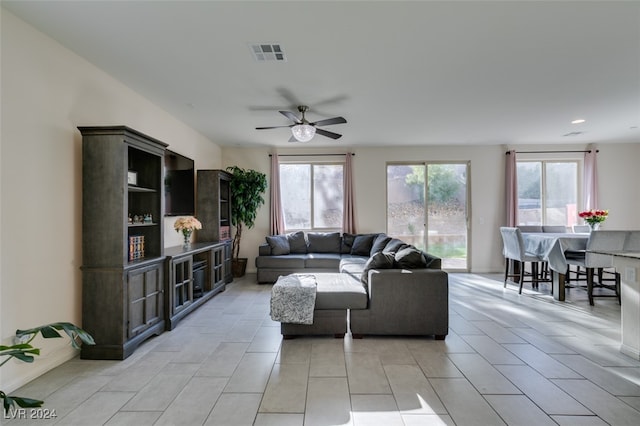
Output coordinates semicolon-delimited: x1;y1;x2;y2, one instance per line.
39;326;63;339
3;394;13;414
2;394;44;411
1;345;40;362
12;395;44;408
16;323;95;348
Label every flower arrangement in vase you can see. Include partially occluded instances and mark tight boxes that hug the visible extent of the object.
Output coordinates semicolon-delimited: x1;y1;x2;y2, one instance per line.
578;209;608;231
174;216;202;247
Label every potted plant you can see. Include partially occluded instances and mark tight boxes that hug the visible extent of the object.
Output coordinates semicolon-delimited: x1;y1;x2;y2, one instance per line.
226;166;267;277
1;323;94;414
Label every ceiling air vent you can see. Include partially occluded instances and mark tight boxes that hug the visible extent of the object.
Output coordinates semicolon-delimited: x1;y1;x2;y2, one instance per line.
250;43;286;62
563;131;584;137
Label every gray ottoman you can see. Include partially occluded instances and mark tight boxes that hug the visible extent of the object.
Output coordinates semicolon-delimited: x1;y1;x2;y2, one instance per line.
278;273;368;338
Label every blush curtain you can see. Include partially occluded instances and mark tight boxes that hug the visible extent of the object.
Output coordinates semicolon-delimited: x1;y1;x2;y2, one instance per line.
583;149;599;210
505;150;518;227
269;153;285;235
342;153;356;233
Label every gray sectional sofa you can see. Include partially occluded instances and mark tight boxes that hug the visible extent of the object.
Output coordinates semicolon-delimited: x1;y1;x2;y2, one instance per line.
256;231;442;282
257;231;449;339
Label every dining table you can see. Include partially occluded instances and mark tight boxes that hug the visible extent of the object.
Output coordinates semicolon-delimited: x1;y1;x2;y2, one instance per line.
521;232;590;301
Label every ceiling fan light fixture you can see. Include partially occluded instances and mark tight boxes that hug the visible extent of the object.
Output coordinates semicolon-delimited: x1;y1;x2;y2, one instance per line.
291;124;316;142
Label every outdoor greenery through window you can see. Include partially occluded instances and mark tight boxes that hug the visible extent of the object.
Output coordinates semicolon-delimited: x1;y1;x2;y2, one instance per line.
517;160;579;226
280;163;344;231
387;163;468;270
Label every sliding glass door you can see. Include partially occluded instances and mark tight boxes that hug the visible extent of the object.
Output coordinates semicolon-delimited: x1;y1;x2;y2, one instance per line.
387;162;469;270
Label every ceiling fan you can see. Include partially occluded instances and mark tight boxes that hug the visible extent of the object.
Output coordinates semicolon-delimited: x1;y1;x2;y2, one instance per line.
256;105;347;142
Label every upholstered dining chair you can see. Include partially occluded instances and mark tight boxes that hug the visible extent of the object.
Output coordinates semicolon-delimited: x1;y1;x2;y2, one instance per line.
500;227;544;294
517;225;543;233
572;225;591;233
542;225;568;233
565;230;627;305
516;226;548;278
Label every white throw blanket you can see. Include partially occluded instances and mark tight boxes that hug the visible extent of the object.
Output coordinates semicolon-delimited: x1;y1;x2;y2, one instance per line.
270;274;317;325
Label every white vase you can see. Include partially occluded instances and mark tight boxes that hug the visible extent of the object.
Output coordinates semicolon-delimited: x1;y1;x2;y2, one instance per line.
588;222;600;232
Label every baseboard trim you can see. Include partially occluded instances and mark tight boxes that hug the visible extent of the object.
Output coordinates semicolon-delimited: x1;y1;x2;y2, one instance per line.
3;345;77;393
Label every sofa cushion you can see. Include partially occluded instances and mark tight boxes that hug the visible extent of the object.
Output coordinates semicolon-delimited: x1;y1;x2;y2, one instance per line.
304;253;343;269
341;233;356;254
313;273;368;310
370;234;391;256
265;235;290;255
383;238;408;253
307;232;341;253
287;231;307;254
351;234;376;256
361;251;396;283
339;255;370;266
255;255;307;269
395;247;428;269
339;256;368;280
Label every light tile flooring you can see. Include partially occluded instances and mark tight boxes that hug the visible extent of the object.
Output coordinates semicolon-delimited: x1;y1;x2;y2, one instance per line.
5;273;640;425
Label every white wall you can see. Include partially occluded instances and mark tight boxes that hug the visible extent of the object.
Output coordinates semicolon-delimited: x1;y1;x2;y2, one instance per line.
597;143;640;226
0;10;221;392
222;142;640;275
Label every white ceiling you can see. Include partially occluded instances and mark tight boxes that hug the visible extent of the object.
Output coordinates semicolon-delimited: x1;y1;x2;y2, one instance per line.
4;0;640;148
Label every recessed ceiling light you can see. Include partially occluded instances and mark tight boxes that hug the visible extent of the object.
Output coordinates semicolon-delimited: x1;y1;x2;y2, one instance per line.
571;119;586;124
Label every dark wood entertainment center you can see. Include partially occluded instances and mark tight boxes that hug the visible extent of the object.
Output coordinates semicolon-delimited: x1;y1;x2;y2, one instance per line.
79;126;232;360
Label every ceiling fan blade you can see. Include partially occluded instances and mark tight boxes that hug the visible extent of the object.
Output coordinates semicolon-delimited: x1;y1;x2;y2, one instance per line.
288;135;298;143
256;125;293;130
315;128;342;140
311;116;347;127
279;110;301;123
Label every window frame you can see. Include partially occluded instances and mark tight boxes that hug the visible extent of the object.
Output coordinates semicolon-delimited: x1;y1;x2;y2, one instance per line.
516;158;582;226
279;160;345;232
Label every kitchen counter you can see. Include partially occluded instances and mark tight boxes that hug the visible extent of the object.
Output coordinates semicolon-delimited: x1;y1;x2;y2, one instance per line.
591;250;640;360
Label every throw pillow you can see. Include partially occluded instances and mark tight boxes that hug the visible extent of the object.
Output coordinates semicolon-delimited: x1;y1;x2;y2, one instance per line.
287;231;308;254
423;252;440;268
351;234;376;256
341;233;356;254
307;232;341;253
395;247;428;269
370;234;391;256
383;238;407;253
265;235;290;255
361;251;396;284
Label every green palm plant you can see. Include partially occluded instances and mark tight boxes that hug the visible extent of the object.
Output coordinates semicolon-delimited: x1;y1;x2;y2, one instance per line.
1;322;94;413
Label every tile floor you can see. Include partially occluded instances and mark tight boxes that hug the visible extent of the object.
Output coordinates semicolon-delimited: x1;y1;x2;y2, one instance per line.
4;273;640;425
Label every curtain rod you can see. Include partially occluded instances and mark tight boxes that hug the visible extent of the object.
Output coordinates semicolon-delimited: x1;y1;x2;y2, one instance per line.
505;149;598;155
269;153;355;157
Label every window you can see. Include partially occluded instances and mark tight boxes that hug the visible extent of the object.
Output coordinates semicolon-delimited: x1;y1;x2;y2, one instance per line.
386;163;469;270
517;160;579;226
280;163;344;231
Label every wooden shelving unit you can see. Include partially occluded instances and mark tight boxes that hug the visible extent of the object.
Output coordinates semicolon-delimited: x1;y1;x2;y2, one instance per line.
196;169;233;283
80;128;234;359
80;126;167;360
